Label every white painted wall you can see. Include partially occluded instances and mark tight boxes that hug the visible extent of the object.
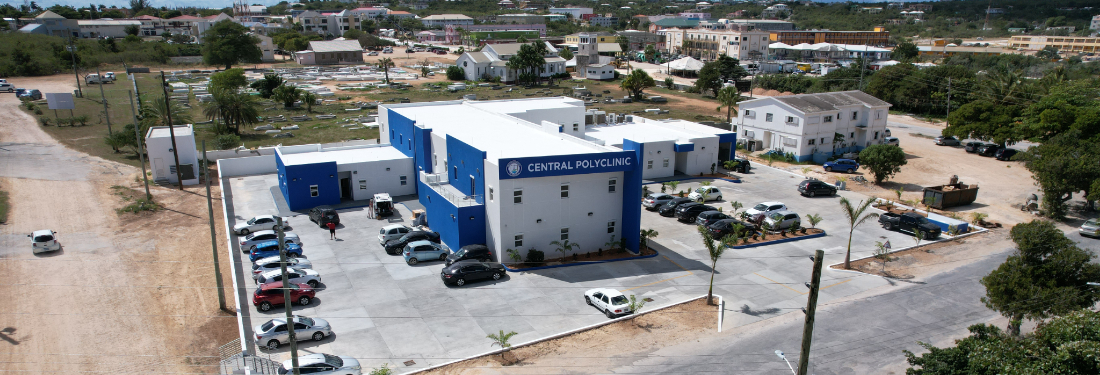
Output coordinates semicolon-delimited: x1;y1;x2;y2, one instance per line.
484;160;502;261
429;132;449;180
146;129;200;185
638;140;675;179
217;155;277;177
339;158;416;201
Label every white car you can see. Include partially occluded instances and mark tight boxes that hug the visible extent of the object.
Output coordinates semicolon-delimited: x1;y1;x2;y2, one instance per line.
279;353;361;375
255;316;332;350
29;229;60;254
687;186;723;203
251;256;313;280
234;215;289;235
764;210;801;230
745;201;788;221
378;224;412;245
239;230;301;252
0;82;14;93
257;268;322;288
584;288;633;318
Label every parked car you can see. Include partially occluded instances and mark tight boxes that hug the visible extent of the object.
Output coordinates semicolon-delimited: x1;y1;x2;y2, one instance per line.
367;51;379;56
764;210;801;230
642;193;675;210
993;148;1018;161
378;224;413;246
658;197;695;217
402;240;449;265
879;212;941;239
253;282;314;312
445;244;493;266
696;211;731;227
29;229;60;254
884;137;900;146
19;89;41;100
745;202;788;222
687;186;723;202
675;203;717;223
440;260;507;286
707;219;757;238
252;256;313;280
249;241;303;262
934;136;960;146
0;82;14;93
977;143;1001;157
103;72;117;81
278;353;360;375
435;50;446;55
584;288;633;318
255;316;332;350
726;158;751;173
234;215;288;235
257;268;322;288
1079;218;1100;238
798;179;837;197
240;230;300;252
85;74;113;84
823;159;860;173
383;230;441;254
308;206;340;228
964;141;988;153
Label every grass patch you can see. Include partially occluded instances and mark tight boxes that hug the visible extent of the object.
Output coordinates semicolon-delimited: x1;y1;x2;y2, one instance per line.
110;185;159;214
0;189;9;224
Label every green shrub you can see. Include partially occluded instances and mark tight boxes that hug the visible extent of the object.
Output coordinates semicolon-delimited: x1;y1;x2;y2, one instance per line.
446;66;464;81
117;198;159;214
33;108;43;115
525;249;545;264
213;134;241;150
39;116;51;126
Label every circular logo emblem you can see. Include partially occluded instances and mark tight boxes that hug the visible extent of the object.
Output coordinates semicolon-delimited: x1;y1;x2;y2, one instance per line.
506;160;522;177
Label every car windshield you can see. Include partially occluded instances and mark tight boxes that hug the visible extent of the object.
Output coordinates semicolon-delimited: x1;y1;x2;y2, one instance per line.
752;204;769;211
33;235;54;242
298;317;314;326
453;249;466;257
261;321;274;331
1085;219;1099;227
768;212;784;221
695;187;706;193
247;218;256;225
914;216;930;224
377;201;392;209
610;295;628;305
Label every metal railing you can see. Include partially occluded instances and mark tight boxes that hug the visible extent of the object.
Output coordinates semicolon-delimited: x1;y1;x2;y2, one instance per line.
218;338;283;374
421;171;482;207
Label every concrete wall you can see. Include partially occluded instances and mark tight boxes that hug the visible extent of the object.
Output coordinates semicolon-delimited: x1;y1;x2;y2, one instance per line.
278;151;340;211
419;180;487;251
638;140;676;179
338;158;416;201
218;155;277;177
146;133;200;185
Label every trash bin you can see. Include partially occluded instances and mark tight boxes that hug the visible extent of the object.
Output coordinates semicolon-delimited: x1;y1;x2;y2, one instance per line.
835;181;846;191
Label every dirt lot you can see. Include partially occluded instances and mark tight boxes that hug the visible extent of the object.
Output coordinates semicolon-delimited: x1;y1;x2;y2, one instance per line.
0;77;237;373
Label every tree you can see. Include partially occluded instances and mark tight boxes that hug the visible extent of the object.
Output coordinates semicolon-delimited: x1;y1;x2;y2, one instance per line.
697;226;728;305
378;58;394;84
272;85;301;109
486;330;517;359
203;87;260;135
507;42;546;86
208;68;248;92
694;62;723;97
858;144;908;184
1018;80;1100;142
639;229;658;251
1018;130;1100;219
620;69;655;100
201;20;262;69
839;198;879;269
558;47;573;61
1036;45;1060;61
715;86;745;124
981;220;1100;336
249;74;284;98
300;91;317;113
124;24;140;36
943;100;1024;147
550;239;580;260
714;55;747;83
213;134;241;150
644;44;657;62
873;241;890;272
616;35;629;53
893;41;919;62
343;28;363;40
664;77;674;89
446;66;464;81
128;0;148;14
627;294;646;325
141;96;192;127
360;20;377;34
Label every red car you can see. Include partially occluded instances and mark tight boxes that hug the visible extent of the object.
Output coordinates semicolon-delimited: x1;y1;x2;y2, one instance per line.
435;50;446;55
253;282;314;312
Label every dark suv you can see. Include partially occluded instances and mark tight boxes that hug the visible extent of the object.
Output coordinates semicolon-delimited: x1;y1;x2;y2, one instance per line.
658;197;694;217
977;143;1001;157
445;244;493;266
440;260;506;286
383;230;441;254
727;158;751;173
696;211;730;227
707;219;757;238
964;141;988;153
994;148;1018;161
676;203;717;223
308;206;339;228
798;179;837;197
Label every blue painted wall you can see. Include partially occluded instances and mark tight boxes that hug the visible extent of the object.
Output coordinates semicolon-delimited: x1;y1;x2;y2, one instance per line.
278;151;340;211
414;127;433;174
719;132;737;160
387;108;416;158
620;139;644;253
446;135;487;204
673;143;695;152
419;180;486;250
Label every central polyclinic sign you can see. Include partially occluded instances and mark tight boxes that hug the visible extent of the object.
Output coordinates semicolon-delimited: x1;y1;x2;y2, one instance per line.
500;152;636;179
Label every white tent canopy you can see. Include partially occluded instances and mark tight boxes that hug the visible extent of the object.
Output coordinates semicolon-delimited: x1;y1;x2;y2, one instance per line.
666;56;705;72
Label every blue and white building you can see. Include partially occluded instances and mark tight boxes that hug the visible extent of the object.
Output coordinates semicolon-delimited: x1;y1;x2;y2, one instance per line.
275;97;734;261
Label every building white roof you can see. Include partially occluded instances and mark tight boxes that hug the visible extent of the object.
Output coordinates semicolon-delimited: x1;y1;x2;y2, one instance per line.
308;40;363;53
586;117;734;146
78;20;142;26
279;145;408;166
422;14;473;21
769;42;891;53
148;125;193;138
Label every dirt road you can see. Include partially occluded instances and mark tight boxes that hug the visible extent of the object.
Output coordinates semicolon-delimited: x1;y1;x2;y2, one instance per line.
0;77;237;373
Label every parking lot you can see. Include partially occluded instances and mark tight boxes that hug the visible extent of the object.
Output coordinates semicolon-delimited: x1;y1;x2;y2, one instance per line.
225;164;925;371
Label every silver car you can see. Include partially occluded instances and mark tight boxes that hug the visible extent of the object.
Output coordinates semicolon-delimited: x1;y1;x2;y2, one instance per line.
251;256;313;280
764;210;801;230
642;193;674;210
255;316;332;350
1080;218;1100;238
240;230;301;252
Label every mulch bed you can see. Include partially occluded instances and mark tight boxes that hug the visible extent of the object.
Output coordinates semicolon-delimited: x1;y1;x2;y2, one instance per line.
509;247;658;270
732;228;825;246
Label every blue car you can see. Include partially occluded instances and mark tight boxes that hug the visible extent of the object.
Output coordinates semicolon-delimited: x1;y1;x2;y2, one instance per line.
249;240;303;262
402;240;449;265
19;89;41;101
823;159;860;174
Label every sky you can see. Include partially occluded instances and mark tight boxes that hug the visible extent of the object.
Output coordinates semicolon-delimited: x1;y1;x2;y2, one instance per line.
5;0;940;10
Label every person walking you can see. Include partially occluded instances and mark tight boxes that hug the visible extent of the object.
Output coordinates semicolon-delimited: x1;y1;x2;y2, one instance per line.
327;221;337;240
367;198;374;219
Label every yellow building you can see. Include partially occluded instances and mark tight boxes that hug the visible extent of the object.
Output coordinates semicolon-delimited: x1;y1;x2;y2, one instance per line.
1009;35;1100;53
561;32;620;53
918;45;1011;58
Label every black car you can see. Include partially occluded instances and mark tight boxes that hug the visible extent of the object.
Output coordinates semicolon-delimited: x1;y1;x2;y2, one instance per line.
798;179;837;197
308;206;340;228
964;141;988;153
994;148;1018;161
658;197;694;217
696;211;730;227
676;203;717;223
707;219;757;238
977;143;1001;157
440;260;506;286
383;230;441;254
445;244;493;266
727;158;751;173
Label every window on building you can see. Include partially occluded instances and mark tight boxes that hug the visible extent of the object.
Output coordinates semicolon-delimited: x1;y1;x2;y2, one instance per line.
663;158;670;167
489;187;494;201
850;132;855;138
874;131;879;139
824;115;833;123
560;184;569;198
400;175;408;185
513;189;522;204
514;233;523;247
808;139;816;145
608;178;617;193
573;123;579;132
765;113;773;122
310;185;319;197
560;227;569;241
851;112;858;120
876;110;883;119
743;110;754;118
433;154;437;167
607;221;616;233
359;180;367;190
647;160;653;169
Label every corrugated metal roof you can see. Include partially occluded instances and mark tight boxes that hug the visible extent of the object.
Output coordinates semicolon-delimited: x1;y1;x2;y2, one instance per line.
464;52;492;63
771;91;891;113
308;40;363;53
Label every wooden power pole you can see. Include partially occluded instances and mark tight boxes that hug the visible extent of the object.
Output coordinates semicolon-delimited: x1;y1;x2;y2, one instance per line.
798;250;825;375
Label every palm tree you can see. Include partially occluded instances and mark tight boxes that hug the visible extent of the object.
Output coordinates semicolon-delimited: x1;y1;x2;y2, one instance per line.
667;180;680;195
486;330;517;359
141;96;192;128
639;229;658;251
715;86;745;124
840;198;880;269
550;239;580;260
272;85;301;108
204;87;260;135
300;91;317;113
698;226;727;305
378;58;394;84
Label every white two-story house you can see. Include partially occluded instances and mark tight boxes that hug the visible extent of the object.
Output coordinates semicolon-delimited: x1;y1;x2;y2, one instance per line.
735;91;892;163
454;42;567;82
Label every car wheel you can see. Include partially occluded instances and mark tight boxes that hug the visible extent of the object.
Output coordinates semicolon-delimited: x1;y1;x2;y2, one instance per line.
847;168;855;174
266;339;280;350
312;332;324;341
605;309;614;318
455;278;465;286
439;253;447;261
831;190;837;196
249;245;257;252
717;195;722;201
307;280;318;288
492;272;502;280
586;296;593;305
240;228;250;235
825;166;832;172
259;302;272;312
407;257;418;265
808;191;816;197
297;296;311;306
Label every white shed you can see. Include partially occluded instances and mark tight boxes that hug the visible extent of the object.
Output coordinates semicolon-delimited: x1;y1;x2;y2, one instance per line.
584;63;616;80
145;125;200;186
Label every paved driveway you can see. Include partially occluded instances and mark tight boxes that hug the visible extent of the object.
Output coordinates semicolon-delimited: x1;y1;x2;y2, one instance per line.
224;164;928;372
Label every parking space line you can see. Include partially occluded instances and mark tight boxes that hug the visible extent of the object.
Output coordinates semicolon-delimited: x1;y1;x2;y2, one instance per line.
820;279;851;291
753;272;807;295
663;255;691;272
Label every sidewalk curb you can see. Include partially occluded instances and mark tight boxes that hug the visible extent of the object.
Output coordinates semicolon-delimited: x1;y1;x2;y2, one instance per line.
730;230;827;249
503;250;660;272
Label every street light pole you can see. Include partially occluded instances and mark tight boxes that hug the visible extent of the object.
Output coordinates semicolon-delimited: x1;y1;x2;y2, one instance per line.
68;38;82;98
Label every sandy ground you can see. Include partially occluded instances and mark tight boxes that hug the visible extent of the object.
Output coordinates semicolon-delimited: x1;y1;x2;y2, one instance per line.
0;76;237;373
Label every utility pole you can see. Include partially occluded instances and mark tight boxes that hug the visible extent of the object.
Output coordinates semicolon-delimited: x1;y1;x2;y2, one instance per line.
128;90;151;200
68;38;82;98
204;141;227;311
798;250;825;375
159;71;184;190
96;67;112;136
276;217;301;375
945;77;952;123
